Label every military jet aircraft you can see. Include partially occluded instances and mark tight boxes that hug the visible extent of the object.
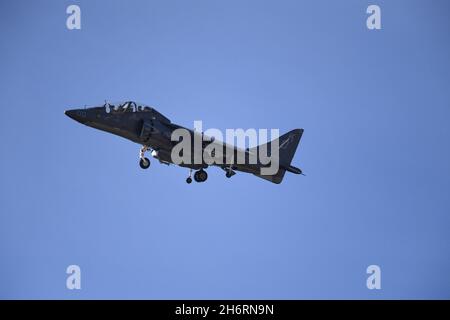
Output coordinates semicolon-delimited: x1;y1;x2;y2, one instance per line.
65;101;304;184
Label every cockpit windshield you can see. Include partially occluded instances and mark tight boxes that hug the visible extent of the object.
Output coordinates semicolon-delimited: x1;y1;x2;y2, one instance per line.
104;101;152;114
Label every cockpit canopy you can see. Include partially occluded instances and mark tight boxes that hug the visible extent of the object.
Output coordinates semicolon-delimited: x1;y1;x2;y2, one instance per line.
103;101;171;123
104;101;152;114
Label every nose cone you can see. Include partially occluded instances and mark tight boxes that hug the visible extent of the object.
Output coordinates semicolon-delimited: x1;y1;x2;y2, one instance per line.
65;109;87;124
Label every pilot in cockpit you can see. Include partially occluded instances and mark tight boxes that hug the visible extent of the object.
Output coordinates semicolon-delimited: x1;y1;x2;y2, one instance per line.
104;101;152;114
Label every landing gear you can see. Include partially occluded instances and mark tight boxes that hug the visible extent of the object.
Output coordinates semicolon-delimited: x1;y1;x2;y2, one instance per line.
194;169;208;183
139;157;150;169
224;157;235;178
225;165;235;178
186;169;208;184
186;169;192;184
186;169;193;184
139;145;151;169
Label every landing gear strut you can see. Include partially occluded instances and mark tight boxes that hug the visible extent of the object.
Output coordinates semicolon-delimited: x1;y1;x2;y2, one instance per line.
186;169;193;184
139;145;150;169
225;165;235;178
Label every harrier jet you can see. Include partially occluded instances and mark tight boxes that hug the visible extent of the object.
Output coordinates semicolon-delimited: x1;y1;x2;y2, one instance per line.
65;101;304;184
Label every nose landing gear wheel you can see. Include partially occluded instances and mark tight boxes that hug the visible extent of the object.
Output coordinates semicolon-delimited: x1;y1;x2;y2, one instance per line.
139;157;150;169
186;177;192;184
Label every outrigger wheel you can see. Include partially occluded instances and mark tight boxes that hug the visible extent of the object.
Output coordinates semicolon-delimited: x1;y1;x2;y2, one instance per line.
139;157;151;169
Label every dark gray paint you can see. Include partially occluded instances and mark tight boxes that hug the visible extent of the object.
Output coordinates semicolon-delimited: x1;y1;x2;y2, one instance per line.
65;101;303;184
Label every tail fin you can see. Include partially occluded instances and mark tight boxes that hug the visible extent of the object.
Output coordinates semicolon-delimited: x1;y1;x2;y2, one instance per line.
278;129;303;167
252;129;304;184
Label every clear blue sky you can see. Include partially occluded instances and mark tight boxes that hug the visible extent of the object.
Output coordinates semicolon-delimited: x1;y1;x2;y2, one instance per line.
1;0;449;299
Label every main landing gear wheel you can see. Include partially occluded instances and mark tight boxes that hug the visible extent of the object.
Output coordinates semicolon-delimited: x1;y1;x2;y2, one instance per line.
194;170;208;183
226;172;232;178
139;157;150;169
